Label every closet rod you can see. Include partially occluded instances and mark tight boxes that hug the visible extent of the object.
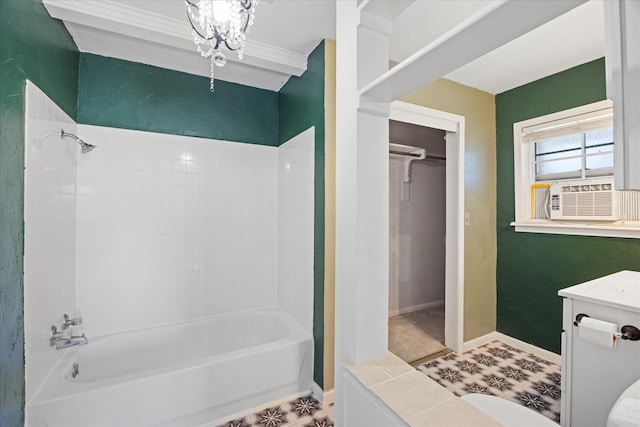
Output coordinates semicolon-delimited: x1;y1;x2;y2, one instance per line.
390;149;421;158
389;150;446;161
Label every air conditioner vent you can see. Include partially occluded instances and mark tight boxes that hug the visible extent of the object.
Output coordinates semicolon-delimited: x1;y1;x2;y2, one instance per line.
550;178;618;221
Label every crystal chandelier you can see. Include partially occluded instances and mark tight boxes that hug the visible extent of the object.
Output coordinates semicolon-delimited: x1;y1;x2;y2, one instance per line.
186;0;258;92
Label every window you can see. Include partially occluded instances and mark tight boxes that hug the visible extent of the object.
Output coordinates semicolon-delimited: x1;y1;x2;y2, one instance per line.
511;100;640;239
534;127;614;181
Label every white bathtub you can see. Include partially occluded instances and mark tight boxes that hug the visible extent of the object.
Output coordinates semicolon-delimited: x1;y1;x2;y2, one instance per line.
27;307;313;427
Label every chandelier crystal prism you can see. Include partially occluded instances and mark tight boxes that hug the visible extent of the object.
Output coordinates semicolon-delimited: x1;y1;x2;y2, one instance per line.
185;0;258;92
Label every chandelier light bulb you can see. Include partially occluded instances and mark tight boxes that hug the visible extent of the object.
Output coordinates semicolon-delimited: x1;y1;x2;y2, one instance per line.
185;0;258;92
212;0;232;24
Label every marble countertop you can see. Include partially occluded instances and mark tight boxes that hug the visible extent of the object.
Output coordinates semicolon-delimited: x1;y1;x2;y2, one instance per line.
558;270;640;313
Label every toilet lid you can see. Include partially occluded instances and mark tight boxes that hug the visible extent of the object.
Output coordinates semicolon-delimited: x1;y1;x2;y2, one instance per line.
461;393;558;427
608;379;640;427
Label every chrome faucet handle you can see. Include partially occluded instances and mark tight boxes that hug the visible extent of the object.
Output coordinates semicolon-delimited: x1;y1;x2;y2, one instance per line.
62;314;83;329
50;325;62;347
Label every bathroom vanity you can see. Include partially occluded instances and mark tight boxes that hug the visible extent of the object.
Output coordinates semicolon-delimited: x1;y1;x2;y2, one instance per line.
559;270;640;427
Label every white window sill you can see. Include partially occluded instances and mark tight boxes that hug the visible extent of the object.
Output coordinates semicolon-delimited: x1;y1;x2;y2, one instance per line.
511;220;640;239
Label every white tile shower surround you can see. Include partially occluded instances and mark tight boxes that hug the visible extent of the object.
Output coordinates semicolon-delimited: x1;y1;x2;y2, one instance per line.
76;125;277;336
418;341;562;424
75;125;315;337
24;87;316;424
23;81;79;402
277;128;315;333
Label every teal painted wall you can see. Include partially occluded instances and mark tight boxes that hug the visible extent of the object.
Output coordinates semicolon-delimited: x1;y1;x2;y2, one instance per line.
0;0;79;425
278;41;325;387
496;58;640;353
77;53;279;146
1;3;326;421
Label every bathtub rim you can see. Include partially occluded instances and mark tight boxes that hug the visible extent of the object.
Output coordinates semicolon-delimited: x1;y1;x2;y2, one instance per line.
27;305;312;406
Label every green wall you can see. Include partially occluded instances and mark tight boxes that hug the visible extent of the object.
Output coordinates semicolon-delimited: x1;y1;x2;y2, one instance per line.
0;1;80;425
0;4;327;419
278;41;326;387
496;58;640;353
77;53;279;146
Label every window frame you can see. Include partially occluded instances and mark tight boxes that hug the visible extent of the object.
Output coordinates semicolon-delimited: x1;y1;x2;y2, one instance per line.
511;99;640;239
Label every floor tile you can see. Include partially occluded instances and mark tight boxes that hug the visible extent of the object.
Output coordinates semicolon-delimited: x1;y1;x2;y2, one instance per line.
417;340;561;424
218;395;333;427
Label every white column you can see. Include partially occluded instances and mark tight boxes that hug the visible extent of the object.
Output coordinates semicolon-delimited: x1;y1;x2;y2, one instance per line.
605;0;640;190
335;1;391;425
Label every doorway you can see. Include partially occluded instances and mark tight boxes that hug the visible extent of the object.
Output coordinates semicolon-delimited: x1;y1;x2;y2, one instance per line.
388;120;448;365
387;101;465;361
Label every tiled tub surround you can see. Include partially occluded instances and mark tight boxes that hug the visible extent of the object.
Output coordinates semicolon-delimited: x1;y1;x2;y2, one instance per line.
345;353;502;426
23;81;79;403
23;89;316;425
75;125;280;336
75;125;314;337
27;307;313;427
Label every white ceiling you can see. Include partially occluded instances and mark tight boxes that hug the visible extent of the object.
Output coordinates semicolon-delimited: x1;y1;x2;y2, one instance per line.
44;0;605;94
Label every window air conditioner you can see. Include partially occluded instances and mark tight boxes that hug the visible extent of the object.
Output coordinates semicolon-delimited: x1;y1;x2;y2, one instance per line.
549;178;618;221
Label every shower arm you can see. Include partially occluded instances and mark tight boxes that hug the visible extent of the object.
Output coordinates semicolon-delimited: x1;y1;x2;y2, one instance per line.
61;129;81;142
60;129;97;153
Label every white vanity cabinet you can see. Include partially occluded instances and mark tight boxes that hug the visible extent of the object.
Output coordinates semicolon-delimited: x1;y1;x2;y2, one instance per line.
559;271;640;427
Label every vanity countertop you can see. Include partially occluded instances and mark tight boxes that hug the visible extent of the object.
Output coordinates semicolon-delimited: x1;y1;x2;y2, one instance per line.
558;270;640;313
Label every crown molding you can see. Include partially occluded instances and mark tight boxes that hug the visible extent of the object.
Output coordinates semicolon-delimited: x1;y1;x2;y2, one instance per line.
43;0;308;78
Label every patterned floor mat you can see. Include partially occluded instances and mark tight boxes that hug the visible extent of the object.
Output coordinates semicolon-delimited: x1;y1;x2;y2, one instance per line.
218;395;333;427
417;341;561;424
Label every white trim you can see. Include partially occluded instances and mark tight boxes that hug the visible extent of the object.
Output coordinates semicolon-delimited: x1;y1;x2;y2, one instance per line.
309;383;333;408
510;99;640;239
463;332;561;365
388;300;444;318
310;382;325;405
359;0;586;101
42;0;308;77
323;388;335;407
358;0;414;21
389;101;465;355
390;101;458;132
511;221;640;239
462;331;502;352
359;11;392;37
513;100;613;225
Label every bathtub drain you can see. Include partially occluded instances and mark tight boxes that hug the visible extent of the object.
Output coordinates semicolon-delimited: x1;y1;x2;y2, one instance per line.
72;363;79;378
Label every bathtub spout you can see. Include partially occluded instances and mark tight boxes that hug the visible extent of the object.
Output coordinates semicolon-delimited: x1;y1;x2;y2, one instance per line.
54;334;88;350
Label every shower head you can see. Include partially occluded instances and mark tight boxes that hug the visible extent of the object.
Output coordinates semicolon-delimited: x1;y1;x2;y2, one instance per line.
60;129;97;154
80;141;97;153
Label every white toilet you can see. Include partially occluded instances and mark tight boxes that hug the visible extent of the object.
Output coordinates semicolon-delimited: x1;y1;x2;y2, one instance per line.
607;378;640;427
462;378;640;427
461;393;557;427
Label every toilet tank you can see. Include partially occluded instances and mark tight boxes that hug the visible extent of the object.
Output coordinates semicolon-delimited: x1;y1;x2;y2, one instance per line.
607;378;640;427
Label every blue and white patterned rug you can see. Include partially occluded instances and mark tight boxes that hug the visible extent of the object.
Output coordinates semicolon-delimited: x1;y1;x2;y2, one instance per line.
417;341;562;424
